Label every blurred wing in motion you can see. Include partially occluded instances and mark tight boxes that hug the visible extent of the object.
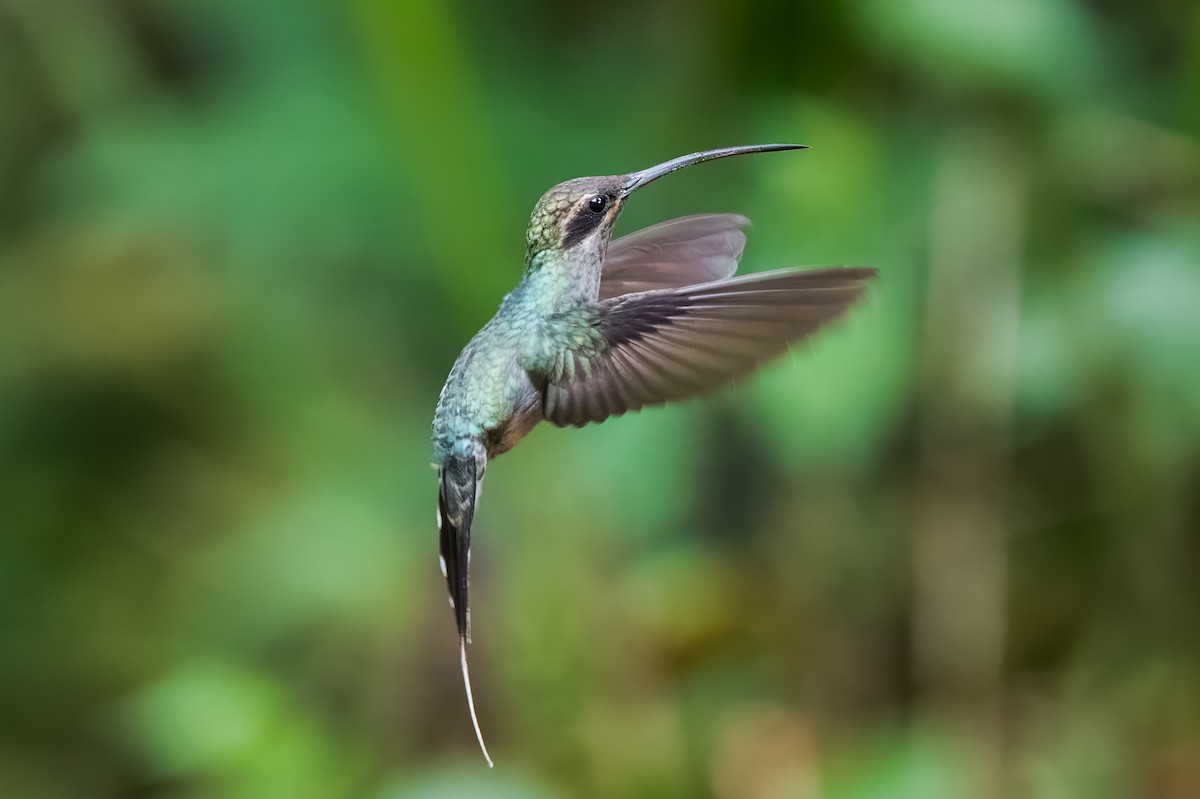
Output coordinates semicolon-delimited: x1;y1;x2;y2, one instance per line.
600;214;750;300
543;267;877;427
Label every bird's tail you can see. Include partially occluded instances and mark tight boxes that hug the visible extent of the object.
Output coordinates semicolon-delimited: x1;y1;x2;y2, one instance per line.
437;438;492;767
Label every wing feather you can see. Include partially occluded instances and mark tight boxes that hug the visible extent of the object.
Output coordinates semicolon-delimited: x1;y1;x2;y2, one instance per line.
600;214;750;300
543;267;877;427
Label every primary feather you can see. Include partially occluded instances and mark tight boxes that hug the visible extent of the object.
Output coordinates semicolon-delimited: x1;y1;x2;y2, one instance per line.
600;213;750;299
544;266;876;426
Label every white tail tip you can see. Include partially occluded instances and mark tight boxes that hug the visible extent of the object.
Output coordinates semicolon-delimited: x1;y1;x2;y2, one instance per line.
460;637;493;768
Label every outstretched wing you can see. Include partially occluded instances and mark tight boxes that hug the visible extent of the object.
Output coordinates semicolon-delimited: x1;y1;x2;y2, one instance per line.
599;214;750;301
543;267;877;427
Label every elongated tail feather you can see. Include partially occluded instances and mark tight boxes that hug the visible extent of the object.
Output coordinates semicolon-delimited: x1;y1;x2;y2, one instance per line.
461;636;492;767
438;448;479;640
437;439;492;766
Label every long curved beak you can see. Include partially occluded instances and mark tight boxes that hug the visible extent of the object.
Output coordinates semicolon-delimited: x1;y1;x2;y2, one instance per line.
621;143;807;195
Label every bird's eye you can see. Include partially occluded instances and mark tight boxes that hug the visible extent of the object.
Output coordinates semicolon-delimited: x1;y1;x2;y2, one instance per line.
587;195;607;213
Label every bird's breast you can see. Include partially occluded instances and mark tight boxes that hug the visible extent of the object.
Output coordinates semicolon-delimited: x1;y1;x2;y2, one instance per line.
433;320;542;457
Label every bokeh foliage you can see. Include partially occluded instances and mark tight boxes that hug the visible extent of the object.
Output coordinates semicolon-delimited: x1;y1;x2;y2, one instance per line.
1;0;1198;797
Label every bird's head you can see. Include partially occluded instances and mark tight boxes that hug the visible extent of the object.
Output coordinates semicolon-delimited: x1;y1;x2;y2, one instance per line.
525;174;629;261
524;144;807;266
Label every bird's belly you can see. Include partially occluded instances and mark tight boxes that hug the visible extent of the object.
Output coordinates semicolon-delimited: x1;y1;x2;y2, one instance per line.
483;389;542;457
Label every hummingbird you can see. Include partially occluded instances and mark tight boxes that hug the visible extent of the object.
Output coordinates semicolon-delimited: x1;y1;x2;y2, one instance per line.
431;144;876;765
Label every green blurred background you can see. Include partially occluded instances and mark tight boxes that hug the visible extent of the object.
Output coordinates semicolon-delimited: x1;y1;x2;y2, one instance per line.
2;0;1199;797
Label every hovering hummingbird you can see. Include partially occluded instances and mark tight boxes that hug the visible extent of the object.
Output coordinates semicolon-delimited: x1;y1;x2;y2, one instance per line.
431;144;876;765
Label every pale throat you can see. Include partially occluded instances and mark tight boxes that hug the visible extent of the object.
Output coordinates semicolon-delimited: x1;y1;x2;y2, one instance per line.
518;240;607;311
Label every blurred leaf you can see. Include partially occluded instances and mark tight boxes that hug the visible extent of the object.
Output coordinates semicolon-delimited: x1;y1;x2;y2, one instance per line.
374;768;563;799
856;0;1103;98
